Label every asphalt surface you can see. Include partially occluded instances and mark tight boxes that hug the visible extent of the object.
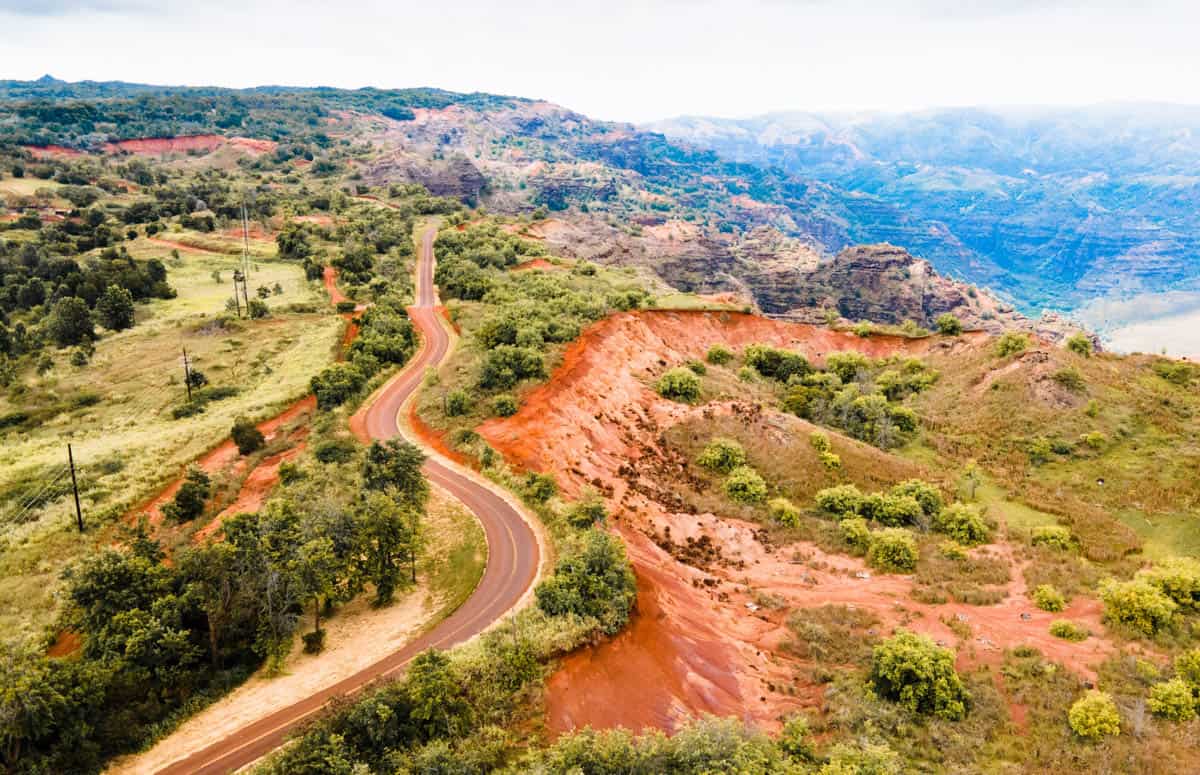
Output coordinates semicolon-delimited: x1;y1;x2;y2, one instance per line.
156;227;540;775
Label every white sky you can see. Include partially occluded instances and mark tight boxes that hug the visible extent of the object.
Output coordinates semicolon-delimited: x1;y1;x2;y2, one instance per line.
2;0;1199;123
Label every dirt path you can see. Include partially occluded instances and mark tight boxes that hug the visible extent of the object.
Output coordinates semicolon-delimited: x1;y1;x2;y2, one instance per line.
147;228;541;775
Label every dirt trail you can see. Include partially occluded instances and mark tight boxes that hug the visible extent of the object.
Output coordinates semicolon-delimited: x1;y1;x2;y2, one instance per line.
478;309;1116;737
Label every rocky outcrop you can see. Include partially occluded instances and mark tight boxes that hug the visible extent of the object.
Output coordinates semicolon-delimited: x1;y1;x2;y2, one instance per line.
362;153;486;204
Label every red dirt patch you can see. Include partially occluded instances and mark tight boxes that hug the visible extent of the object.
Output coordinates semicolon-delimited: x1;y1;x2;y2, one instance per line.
102;135;277;156
478;310;1118;737
511;258;561;272
148;237;217;254
47;630;82;658
25;144;83;158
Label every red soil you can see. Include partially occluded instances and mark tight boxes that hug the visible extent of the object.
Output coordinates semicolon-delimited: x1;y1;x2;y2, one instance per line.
148;237;217;254
102;135;277;156
511;258;561;272
477;310;1118;737
25;144;83;158
323;265;349;305
47;630;82;658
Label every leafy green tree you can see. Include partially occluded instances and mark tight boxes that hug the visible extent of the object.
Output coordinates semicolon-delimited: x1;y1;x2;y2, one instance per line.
819;742;902;775
825;351;873;383
724;465;767;504
696;437;747;473
311;363;366;409
868;630;969;720
1138;556;1200;611
566;496;607;529
535;530;636;635
406;649;470;739
0;645;68;768
231;416;265;455
935;313;963;335
890;479;943;519
1148;678;1196;721
523;472;558;503
162;466;211;522
46;296;94;347
356;492;419;606
478;345;544;389
95;284;135;331
176;542;240;668
445;389;471;416
656;367;701;402
363;439;428;510
1068;690;1120;740
296;537;340;650
814;484;864;519
932;502;990;545
867;528;919;573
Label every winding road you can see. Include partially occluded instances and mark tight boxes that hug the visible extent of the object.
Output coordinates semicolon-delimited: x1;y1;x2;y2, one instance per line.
156;227;541;774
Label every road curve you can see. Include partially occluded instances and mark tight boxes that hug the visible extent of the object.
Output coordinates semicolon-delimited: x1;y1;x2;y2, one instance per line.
156;227;541;775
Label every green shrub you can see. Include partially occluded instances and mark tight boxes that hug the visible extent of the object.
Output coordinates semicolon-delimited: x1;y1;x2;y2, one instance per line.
1100;578;1178;636
890;479;943;519
566;497;607;529
744;343;811;382
825;351;872;383
685;359;707;375
445;389;471;416
479;345;545;389
1138;556;1200;611
870;494;925;528
768;497;801;527
809;431;832;453
1066;333;1093;357
696;437;747;473
492;394;519;417
161;466;211;522
840;517;870;555
1148;678;1196;721
818;450;842;471
313;438;357;464
939;540;967;560
737;366;756;382
1031;525;1074;551
655;367;701;402
814;484;864;519
724;465;768;504
535;530;636;636
523;472;558;503
311;362;366;409
1175;648;1200;690
868;630;969;720
867;528;918;573
1079;430;1107;450
705;343;734;365
935;313;964;335
1068;691;1121;740
932;503;990;545
230;416;265;455
1049;620;1089;641
994;331;1030;358
1052;367;1086;392
1032;584;1066;612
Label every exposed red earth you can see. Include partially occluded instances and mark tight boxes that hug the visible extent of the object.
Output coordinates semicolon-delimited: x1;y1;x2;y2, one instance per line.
155;228;540;774
476;310;1122;737
101;135;277;155
511;257;562;272
26;144;83;158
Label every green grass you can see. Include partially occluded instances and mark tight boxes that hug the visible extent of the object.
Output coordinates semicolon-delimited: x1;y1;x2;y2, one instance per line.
424;490;487;614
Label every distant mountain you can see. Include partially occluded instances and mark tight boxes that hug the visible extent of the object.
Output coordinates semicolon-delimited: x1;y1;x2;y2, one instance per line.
648;106;1200;312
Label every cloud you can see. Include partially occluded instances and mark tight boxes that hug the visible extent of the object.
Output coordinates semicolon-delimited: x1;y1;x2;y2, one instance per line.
0;0;154;16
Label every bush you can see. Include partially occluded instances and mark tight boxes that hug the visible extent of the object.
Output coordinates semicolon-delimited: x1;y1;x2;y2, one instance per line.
1066;333;1093;357
313;437;357;464
868;630;969;720
737;366;756;382
696;437;747;473
247;299;270;319
1032;584;1066;612
939;540;967;560
335;300;357;313
1049;620;1089;641
932;503;990;545
445;389;471;416
1052;367;1086;392
566;497;607;529
535;530;636;635
705;343;733;365
1148;678;1196;721
994;332;1030;358
1100;578;1178;636
230;417;265;455
1138;556;1200;611
814;484;864;519
768;497;801;527
162;467;211;522
1068;691;1120;740
744;343;811;382
523;472;558;503
656;367;701;402
724;465;768;504
840;517;870;555
870;494;925;528
96;284;135;331
302;629;326;655
867;528;918;573
46;296;94;347
311;362;366;409
809;431;832;453
479;345;544;389
890;479;943;519
492;394;519;417
935;313;964;335
685;359;707;375
1031;525;1074;551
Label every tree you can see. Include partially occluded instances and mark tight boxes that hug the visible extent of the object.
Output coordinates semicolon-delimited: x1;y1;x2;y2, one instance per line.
0;645;67;768
162;467;211;522
535;530;636;635
46;296;94;347
363;439;428;510
231;417;265;455
1138;556;1200;611
296;537;339;651
95;284;135;331
867;528;918;573
1068;690;1120;740
935;313;963;335
932;502;990;545
356;492;419;606
1100;578;1178;637
406;649;470;739
724;465;767;504
177;543;240;668
478;345;544;389
655;367;701;402
960;460;983;501
868;630;969;720
696;437;747;473
814;484;865;519
890;479;943;520
311;363;366;409
1032;584;1066;612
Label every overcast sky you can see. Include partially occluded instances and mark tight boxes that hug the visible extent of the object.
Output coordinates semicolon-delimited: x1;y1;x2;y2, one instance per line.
2;0;1199;122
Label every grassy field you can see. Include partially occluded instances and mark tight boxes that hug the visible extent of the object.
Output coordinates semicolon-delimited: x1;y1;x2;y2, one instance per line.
424;486;487;616
0;234;342;641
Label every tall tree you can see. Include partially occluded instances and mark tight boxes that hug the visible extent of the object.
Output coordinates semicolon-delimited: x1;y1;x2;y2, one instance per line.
356;492;419;606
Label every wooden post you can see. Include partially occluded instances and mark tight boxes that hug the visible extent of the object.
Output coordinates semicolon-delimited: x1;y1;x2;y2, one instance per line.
68;444;83;533
182;347;193;401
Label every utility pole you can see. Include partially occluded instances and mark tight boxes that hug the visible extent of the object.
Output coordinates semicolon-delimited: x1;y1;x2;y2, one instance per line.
231;269;243;317
67;443;83;533
182;347;193;401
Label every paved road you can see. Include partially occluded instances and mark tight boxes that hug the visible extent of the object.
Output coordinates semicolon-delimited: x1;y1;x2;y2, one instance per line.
157;227;540;774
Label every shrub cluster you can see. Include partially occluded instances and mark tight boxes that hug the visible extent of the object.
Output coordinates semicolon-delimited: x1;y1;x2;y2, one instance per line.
868;630;970;720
